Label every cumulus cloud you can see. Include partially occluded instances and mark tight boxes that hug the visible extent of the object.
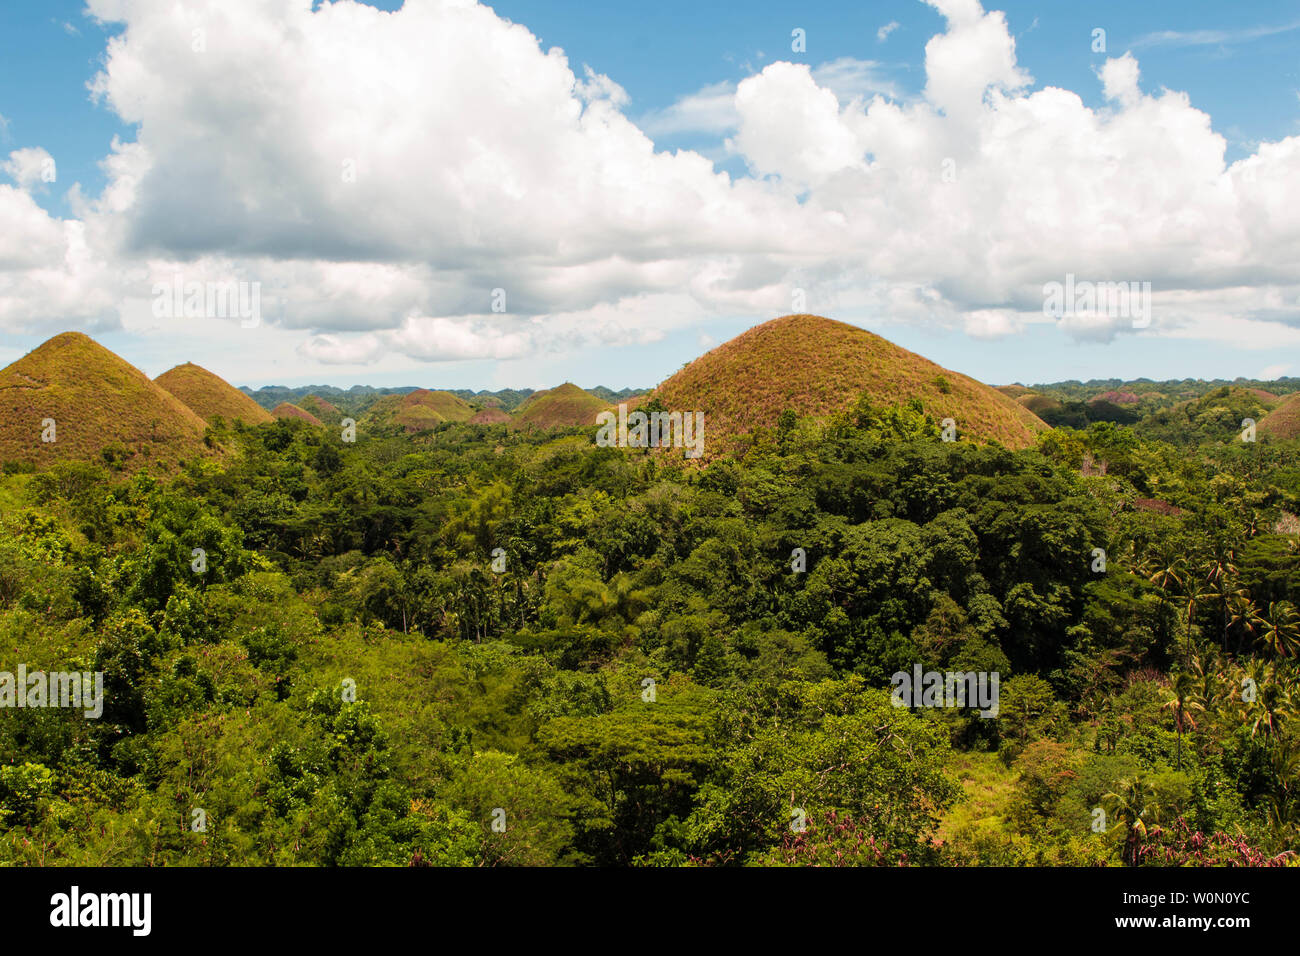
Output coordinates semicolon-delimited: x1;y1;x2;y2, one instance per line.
0;0;1295;365
641;59;896;138
2;147;56;190
730;62;869;188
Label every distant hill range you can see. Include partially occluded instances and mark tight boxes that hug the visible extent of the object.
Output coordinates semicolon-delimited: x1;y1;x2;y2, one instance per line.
240;383;645;415
1001;376;1300;406
2;325;1297;473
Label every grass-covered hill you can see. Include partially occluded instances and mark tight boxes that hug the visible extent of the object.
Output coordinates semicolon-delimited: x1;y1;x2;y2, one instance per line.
353;389;478;432
652;314;1047;456
155;362;275;426
1260;391;1300;440
272;402;324;426
469;407;511;425
510;383;611;430
0;332;211;471
297;394;344;425
392;389;476;432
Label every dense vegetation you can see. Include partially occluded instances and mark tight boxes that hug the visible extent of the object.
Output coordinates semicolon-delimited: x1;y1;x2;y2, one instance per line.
1015;379;1300;443
1;392;1297;866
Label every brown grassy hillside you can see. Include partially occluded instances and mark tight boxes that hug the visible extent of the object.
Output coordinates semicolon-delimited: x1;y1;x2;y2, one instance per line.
1259;391;1300;440
470;407;511;425
360;394;402;429
1018;393;1060;416
511;383;610;430
1091;390;1139;405
652;314;1046;456
155;362;274;425
298;394;343;424
272;403;323;426
0;332;210;471
393;389;475;432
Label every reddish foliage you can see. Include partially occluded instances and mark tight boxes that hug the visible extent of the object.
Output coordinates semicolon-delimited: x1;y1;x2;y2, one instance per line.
1137;817;1293;867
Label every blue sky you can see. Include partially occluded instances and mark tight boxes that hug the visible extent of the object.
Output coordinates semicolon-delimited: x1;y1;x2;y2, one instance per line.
1;0;1299;389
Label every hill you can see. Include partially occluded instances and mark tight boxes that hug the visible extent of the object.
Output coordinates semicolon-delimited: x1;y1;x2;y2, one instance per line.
0;332;210;470
995;384;1034;398
1259;391;1300;440
1137;386;1272;446
470;407;511;425
393;389;476;432
1017;393;1059;416
651;315;1047;455
155;362;274;425
1090;390;1139;406
298;394;343;424
272;403;323;426
511;383;611;430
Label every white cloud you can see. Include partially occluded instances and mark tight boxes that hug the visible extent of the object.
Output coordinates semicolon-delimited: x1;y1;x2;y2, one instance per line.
878;21;900;42
639;81;739;137
811;58;902;103
730;62;869;188
0;0;1294;371
640;59;896;139
1099;54;1142;108
2;147;55;190
1132;20;1300;50
1258;363;1290;380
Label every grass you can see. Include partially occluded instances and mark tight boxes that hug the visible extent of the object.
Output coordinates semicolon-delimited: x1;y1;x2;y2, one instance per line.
510;383;610;430
156;362;275;425
933;750;1021;863
651;314;1047;457
0;332;211;472
393;389;475;432
469;407;511;425
298;394;343;424
1260;391;1300;440
272;403;323;425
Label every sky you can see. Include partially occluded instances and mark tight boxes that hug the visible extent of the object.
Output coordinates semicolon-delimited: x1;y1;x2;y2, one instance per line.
0;0;1298;391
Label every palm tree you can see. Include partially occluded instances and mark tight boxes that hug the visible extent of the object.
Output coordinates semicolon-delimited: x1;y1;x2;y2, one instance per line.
1257;601;1300;659
1226;590;1260;655
1199;547;1238;652
1186;649;1225;719
1104;776;1161;867
1142;552;1186;651
1182;585;1212;668
1162;671;1203;770
1238;661;1292;745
